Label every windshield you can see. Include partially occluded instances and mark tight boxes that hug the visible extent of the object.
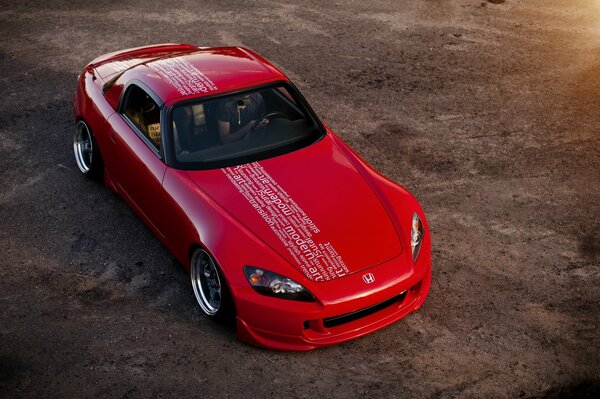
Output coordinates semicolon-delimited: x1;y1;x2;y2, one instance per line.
167;83;324;169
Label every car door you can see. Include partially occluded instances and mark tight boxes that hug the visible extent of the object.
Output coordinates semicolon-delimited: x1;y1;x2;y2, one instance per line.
106;83;168;239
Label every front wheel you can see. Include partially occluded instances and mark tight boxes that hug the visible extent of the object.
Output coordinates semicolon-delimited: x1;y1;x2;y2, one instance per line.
190;248;234;323
73;120;103;181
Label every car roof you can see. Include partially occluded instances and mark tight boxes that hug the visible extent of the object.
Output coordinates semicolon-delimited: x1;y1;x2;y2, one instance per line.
106;46;287;106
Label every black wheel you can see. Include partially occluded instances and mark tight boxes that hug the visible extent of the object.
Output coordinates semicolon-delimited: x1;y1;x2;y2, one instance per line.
190;248;234;323
73;120;103;181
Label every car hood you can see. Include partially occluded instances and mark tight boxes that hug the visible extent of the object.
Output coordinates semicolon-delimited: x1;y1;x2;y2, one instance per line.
186;136;402;282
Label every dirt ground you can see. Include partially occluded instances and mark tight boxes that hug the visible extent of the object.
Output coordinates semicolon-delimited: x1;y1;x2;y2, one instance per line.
0;0;599;397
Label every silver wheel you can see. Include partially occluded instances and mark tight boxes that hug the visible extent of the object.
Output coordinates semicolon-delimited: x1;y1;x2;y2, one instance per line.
73;121;93;173
191;249;222;316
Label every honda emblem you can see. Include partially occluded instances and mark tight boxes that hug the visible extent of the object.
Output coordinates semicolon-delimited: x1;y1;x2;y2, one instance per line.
362;273;375;284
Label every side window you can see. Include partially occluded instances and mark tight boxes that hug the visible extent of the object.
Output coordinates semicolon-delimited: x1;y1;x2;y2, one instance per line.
122;85;161;149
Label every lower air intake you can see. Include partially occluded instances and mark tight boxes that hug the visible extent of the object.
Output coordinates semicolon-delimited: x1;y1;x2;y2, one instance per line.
323;291;408;329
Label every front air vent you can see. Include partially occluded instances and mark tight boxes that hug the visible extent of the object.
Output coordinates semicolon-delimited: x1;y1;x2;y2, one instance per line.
323;291;407;329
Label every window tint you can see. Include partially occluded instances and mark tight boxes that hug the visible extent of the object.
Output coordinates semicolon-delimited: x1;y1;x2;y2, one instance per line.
123;85;161;149
169;83;323;168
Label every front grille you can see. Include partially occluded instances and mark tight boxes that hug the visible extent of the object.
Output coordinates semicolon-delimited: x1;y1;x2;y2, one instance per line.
323;291;407;329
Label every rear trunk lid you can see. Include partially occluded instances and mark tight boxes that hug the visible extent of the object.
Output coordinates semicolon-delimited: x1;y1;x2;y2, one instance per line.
89;43;200;81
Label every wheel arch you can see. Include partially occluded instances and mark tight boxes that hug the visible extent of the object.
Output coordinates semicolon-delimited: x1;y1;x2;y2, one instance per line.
187;243;232;288
188;243;237;321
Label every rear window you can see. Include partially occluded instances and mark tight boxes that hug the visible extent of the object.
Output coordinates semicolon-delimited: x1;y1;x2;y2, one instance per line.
167;83;324;169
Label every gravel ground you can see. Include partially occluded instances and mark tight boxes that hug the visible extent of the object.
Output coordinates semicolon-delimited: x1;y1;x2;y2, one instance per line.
0;0;599;397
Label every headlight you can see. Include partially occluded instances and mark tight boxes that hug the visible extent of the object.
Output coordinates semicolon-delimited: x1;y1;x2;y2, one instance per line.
243;266;315;302
411;213;424;262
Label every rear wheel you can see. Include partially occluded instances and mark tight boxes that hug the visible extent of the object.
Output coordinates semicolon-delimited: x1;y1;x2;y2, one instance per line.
73;120;103;181
190;248;234;323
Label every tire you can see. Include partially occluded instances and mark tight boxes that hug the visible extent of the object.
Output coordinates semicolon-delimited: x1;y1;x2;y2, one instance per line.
190;248;234;323
73;120;103;181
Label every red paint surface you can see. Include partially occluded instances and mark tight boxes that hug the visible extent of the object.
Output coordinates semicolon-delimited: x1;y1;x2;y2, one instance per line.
73;44;432;350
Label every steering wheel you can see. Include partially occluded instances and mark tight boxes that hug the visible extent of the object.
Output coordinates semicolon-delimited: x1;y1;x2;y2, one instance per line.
251;112;285;130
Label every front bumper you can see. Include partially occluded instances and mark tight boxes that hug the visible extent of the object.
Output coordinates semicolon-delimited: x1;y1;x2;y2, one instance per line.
234;254;432;351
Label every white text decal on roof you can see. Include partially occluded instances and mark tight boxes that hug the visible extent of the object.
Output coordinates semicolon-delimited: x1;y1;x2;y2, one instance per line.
223;162;349;282
151;57;217;95
110;59;140;73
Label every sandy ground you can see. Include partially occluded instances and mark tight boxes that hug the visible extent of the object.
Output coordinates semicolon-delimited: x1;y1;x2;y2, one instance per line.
0;0;599;397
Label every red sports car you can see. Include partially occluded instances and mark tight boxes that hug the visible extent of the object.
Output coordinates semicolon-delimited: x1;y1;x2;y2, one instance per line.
72;44;431;350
